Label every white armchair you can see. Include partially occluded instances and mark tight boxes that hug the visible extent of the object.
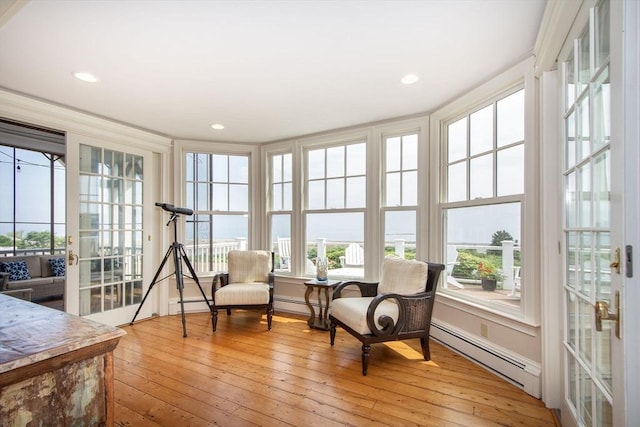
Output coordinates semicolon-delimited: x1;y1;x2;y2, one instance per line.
211;250;275;332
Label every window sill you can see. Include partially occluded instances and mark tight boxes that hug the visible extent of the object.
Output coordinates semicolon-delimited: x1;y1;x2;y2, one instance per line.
436;291;540;335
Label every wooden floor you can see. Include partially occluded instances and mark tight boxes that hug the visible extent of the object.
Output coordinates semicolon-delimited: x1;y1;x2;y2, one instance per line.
114;311;557;427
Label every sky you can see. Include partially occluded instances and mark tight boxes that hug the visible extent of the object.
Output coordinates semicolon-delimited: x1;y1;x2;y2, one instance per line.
2;146;520;249
0;146;65;238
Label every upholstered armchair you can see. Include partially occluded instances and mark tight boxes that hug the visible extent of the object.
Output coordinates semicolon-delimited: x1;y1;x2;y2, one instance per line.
211;250;275;332
329;257;445;375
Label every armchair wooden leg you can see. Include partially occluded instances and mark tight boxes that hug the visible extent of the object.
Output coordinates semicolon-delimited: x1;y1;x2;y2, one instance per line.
330;322;336;345
361;344;371;376
212;309;218;332
420;337;431;361
226;309;231;316
267;307;273;330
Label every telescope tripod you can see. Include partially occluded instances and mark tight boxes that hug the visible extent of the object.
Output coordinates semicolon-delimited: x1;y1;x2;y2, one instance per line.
130;213;211;337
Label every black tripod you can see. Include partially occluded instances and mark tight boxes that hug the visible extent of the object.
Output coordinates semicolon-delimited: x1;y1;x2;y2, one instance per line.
130;205;211;337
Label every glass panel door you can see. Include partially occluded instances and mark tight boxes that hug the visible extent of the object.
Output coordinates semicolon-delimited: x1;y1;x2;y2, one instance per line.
561;1;623;425
77;145;144;316
66;136;152;327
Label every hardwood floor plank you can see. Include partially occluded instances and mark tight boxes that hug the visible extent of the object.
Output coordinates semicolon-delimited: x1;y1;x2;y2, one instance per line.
114;403;164;427
115;380;216;426
115;312;556;427
195;321;527;423
116;329;405;426
125;320;471;426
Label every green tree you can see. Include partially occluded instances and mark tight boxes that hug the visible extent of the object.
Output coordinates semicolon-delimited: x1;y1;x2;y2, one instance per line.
0;234;12;247
491;230;514;246
21;231;53;249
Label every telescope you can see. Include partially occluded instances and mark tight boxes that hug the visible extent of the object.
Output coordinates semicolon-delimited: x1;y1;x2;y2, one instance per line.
133;201;209;337
155;202;193;216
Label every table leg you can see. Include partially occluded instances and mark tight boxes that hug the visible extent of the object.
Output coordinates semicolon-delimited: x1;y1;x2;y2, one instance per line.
304;285;315;328
322;287;331;329
317;287;324;322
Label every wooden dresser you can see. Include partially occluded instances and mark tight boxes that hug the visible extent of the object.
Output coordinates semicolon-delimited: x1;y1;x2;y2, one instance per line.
0;294;125;426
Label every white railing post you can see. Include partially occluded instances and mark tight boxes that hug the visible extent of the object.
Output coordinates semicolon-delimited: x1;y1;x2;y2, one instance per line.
237;238;247;250
317;238;327;259
394;239;405;259
501;240;514;291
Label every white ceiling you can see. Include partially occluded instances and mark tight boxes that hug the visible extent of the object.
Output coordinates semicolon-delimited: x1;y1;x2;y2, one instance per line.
0;0;546;144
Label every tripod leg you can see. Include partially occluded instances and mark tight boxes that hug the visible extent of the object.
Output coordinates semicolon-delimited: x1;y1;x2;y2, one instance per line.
177;284;188;337
130;245;173;325
172;243;188;337
178;244;215;331
179;246;210;304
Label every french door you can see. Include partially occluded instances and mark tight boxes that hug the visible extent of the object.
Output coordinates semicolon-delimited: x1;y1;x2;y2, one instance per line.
66;135;153;326
560;0;624;425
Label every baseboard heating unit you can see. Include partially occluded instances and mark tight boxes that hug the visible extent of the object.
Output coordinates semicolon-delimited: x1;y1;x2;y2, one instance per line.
430;321;541;398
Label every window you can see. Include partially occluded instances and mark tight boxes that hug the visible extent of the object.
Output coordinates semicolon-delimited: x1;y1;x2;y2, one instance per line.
184;152;249;273
305;141;366;278
441;88;525;312
269;153;292;272
383;133;418;260
0;145;65;256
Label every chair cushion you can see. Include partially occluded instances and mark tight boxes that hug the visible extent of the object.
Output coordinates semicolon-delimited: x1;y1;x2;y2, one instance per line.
228;250;271;283
331;297;399;335
378;257;428;295
215;283;270;306
0;260;32;281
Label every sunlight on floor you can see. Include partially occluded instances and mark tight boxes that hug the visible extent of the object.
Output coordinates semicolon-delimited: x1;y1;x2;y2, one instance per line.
380;341;441;367
383;341;422;360
270;314;307;324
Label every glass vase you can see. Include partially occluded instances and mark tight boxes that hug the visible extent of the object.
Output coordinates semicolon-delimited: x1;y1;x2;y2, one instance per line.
316;258;328;282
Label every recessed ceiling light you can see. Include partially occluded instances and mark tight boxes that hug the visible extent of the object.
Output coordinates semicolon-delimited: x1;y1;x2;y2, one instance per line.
73;72;99;83
210;124;225;130
401;74;419;85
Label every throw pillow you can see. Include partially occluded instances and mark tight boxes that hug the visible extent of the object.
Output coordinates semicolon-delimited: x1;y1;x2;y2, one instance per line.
0;260;31;281
49;257;66;277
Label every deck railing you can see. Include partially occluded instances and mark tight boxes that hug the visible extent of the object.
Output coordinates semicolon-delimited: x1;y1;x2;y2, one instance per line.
447;241;521;291
0;248;66;257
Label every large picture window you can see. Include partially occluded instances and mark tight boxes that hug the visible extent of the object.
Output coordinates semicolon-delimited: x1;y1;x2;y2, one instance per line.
442;88;524;312
0;145;65;256
184;152;249;273
305;142;366;278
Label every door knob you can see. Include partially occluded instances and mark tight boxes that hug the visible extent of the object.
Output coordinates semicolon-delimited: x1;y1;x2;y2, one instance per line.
595;291;621;338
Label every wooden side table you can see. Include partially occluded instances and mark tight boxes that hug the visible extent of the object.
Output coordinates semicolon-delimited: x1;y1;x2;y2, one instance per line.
304;279;340;330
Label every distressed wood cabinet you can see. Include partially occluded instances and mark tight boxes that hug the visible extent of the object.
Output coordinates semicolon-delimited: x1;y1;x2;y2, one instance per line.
0;294;125;426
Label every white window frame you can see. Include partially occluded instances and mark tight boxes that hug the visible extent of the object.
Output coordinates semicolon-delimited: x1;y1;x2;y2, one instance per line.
303;137;367;279
174;140;261;274
430;57;539;324
267;149;294;274
381;131;420;261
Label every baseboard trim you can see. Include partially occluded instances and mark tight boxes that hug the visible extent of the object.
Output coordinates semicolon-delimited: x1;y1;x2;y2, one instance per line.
168;297;210;315
168;295;311;316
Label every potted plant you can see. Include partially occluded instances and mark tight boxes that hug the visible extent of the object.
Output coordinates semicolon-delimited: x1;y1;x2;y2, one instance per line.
475;262;501;291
